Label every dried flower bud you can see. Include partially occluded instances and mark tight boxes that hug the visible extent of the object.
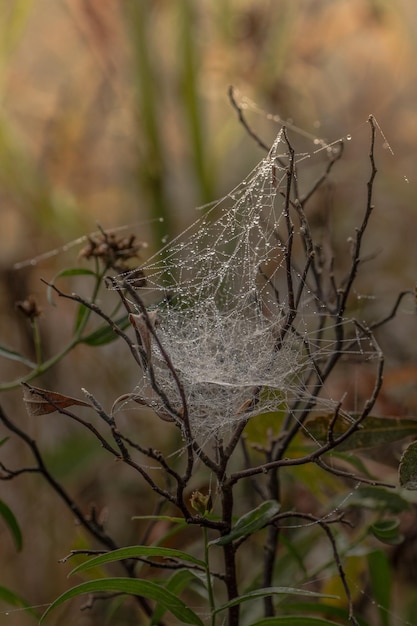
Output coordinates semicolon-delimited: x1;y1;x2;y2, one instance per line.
190;490;213;516
15;295;42;320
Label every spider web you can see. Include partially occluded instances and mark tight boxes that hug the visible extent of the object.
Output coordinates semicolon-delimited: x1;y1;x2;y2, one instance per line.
121;130;379;441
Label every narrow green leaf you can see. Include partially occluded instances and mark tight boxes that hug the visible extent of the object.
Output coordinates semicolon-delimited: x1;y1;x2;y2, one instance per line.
0;585;39;618
367;550;391;626
73;303;90;333
46;268;97;305
132;515;186;524
40;578;203;625
370;519;403;545
250;618;345;626
81;314;130;346
399;441;417;489
215;588;339;614
209;500;280;546
282;602;369;626
152;569;201;625
0;345;36;368
0;499;22;551
55;268;97;278
69;545;205;577
329;452;376;479
346;486;410;514
306;414;417;451
165;569;203;595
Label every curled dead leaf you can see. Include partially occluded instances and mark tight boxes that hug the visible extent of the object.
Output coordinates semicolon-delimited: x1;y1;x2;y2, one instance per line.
111;392;175;422
129;311;158;363
22;384;91;416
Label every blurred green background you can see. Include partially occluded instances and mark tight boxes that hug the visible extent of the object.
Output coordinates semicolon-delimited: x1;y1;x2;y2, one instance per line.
1;1;417;624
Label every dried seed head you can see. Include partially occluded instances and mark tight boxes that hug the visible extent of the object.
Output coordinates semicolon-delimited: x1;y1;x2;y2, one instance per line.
79;226;147;272
15;295;42;320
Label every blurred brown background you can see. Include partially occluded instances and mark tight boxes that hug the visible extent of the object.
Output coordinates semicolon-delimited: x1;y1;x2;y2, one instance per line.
1;1;417;624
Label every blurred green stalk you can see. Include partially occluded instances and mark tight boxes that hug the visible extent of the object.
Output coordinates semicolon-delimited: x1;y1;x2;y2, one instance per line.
178;0;215;205
123;1;173;251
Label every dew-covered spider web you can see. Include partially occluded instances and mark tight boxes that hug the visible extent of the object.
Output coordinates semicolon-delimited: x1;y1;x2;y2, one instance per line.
119;130;380;442
9;111;416;626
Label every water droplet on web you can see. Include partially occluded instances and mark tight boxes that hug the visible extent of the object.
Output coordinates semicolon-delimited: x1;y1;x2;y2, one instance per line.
346;134;352;141
404;175;409;184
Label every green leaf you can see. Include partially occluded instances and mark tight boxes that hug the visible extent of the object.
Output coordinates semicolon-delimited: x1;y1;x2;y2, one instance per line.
215;587;339;614
250;618;346;626
245;401;287;445
132;515;186;524
346;486;410;514
370;519;403;545
282;602;369;626
0;344;36;368
152;569;202;625
55;268;98;278
46;268;97;305
305;414;417;451
73;303;90;333
399;441;417;489
0;499;22;551
40;578;203;625
209;500;280;546
81;314;130;346
0;585;39;618
329;452;376;480
69;545;205;577
367;550;391;626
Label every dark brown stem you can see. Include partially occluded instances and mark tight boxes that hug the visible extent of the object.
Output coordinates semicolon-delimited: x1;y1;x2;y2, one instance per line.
338;115;377;318
220;481;240;626
263;467;280;617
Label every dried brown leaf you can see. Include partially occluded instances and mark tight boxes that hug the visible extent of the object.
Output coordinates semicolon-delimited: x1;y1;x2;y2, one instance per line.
111;392;175;422
130;394;176;422
129;312;157;362
22;384;91;416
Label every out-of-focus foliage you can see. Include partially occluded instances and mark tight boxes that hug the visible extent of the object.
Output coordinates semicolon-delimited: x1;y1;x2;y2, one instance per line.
1;1;417;625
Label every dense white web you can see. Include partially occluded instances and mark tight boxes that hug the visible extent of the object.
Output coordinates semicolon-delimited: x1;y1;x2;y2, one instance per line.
121;130;379;441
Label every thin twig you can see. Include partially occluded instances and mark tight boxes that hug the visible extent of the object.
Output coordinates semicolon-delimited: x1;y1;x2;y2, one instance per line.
228;85;271;153
275;511;359;624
